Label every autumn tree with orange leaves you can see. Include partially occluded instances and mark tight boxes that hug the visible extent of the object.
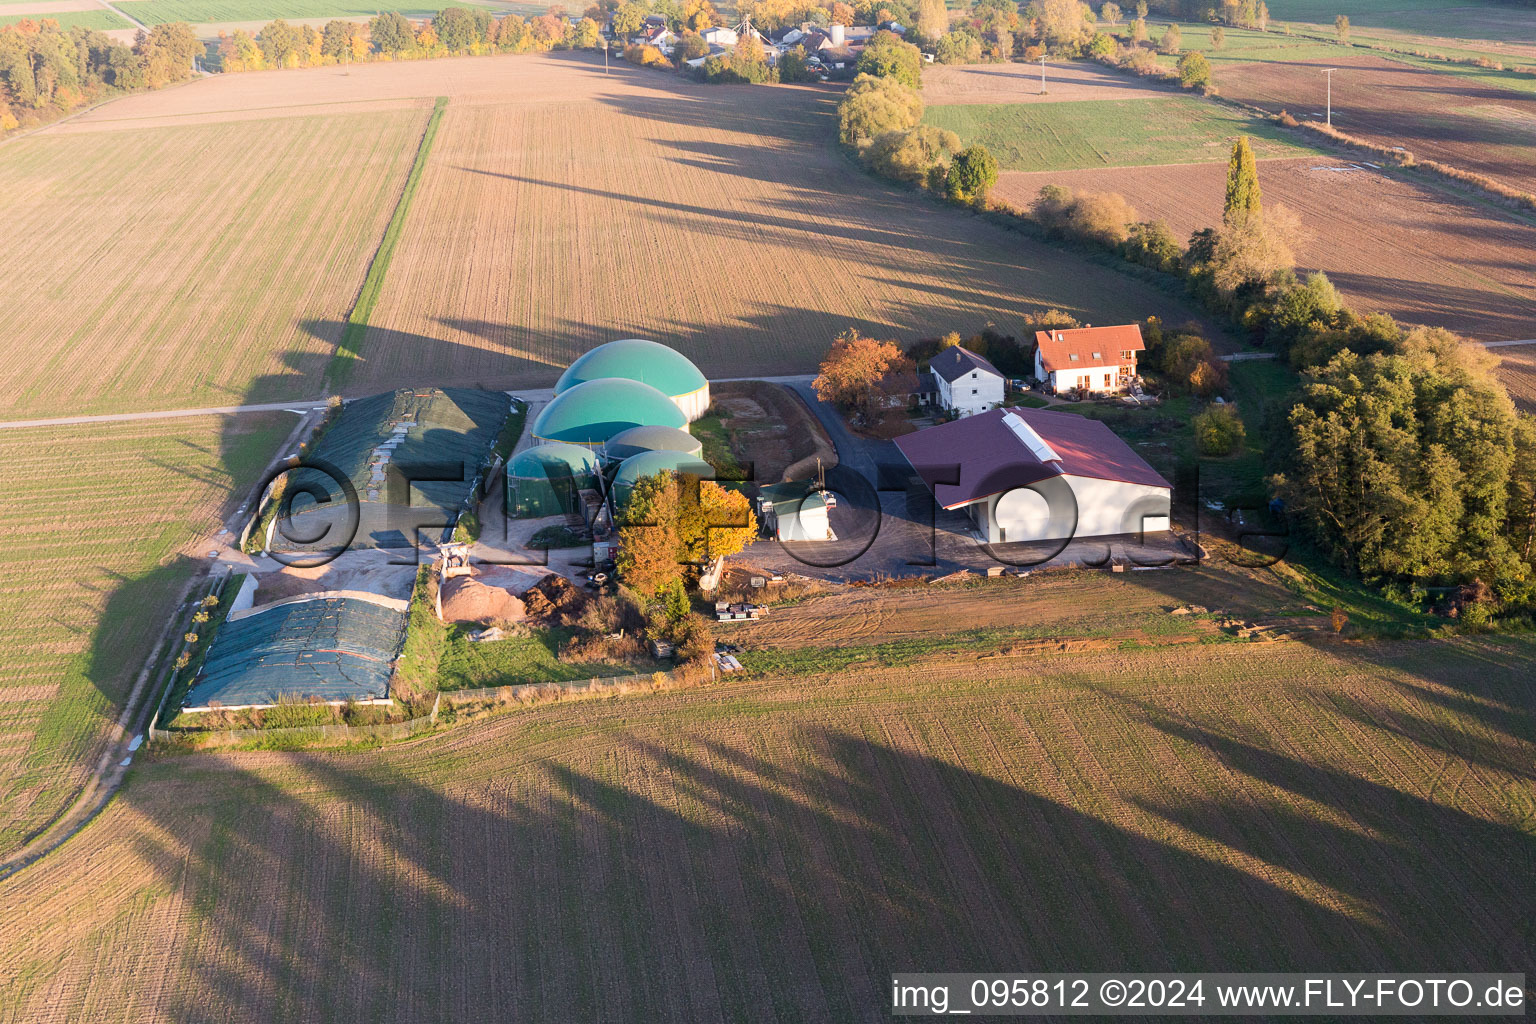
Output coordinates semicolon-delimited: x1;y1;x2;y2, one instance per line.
812;328;916;422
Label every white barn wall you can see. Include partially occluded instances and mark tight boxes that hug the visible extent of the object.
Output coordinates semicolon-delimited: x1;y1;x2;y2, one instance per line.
673;383;711;422
975;475;1170;542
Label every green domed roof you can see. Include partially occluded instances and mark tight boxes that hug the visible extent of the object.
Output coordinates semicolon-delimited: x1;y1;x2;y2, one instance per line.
509;442;601;480
603;425;703;463
555;339;708;400
612;449;714;507
532;378;688;447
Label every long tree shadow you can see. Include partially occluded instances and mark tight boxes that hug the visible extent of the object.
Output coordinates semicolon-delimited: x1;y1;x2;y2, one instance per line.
9;698;1530;1022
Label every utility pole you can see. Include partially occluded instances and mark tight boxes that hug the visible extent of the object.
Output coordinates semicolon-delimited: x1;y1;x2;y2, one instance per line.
1038;55;1046;95
1324;67;1337;126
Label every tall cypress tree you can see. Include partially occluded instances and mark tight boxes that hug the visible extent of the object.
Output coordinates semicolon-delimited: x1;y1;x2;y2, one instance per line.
1223;136;1263;228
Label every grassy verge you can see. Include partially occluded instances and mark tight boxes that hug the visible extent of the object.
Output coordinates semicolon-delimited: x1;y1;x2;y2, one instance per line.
692;411;746;480
157;575;243;731
326;96;448;389
393;565;448;698
492;400;528;459
437;625;643;691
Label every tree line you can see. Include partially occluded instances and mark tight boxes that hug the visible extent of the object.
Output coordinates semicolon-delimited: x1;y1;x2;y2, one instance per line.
0;20;198;134
219;7;604;71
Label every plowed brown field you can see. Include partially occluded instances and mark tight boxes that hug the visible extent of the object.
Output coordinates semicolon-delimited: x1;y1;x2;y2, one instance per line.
995;157;1536;342
1496;346;1536;413
0;618;1529;1022
1215;53;1536;194
350;54;1211;391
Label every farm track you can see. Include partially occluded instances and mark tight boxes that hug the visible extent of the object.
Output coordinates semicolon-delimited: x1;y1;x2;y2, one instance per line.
0;628;1529;1021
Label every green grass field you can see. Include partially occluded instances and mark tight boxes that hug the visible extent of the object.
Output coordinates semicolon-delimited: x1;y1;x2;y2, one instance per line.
1140;22;1536;96
116;0;438;23
923;97;1319;172
0;9;132;28
437;625;643;691
1264;0;1535;39
0;414;287;857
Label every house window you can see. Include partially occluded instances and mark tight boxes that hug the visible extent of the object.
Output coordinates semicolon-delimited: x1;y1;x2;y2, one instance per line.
971;372;977;378
1105;373;1112;387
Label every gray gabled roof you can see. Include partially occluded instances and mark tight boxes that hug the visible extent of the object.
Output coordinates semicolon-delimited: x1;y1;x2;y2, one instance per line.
930;345;1003;383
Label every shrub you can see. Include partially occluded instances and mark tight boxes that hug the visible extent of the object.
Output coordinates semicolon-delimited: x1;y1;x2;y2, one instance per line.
1177;49;1210;89
1032;185;1138;246
945;144;999;206
838;73;923;146
624;43;671;67
1122;219;1182;272
864;124;962;184
935;28;983;64
1193;404;1246;455
856;31;923;87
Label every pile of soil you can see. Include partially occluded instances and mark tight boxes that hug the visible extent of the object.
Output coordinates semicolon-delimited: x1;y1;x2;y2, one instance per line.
521;574;586;623
440;576;526;625
253;573;330;605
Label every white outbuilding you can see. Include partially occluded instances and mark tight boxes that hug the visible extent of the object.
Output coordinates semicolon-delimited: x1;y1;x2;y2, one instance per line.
894;407;1171;544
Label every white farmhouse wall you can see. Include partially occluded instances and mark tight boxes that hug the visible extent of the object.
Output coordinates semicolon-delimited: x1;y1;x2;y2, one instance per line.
1048;365;1121;394
938;368;1004;417
974;475;1170;542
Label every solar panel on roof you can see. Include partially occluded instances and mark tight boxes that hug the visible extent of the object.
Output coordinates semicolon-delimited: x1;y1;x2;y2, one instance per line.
1003;411;1061;463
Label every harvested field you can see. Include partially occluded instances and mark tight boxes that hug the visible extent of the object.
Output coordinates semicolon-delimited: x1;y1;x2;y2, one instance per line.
0;104;429;417
1496;347;1536;414
921;60;1174;105
12;52;1219;400
357;60;1204;388
994;157;1536;342
0;607;1529;1021
924;96;1318;172
0;413;287;856
0;8;129;27
1213;52;1536;192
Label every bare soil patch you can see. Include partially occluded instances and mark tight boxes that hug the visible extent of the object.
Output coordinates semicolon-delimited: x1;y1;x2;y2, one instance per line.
922;61;1174;105
995;157;1536;342
712;381;836;484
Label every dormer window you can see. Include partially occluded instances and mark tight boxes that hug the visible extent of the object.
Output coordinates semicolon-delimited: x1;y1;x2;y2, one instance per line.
1068;354;1079;361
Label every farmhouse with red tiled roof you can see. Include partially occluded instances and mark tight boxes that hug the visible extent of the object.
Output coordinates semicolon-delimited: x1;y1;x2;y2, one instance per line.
894;407;1171;544
1033;324;1145;395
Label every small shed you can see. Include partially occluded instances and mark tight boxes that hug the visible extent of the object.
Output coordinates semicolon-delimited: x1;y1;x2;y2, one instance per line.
757;481;831;542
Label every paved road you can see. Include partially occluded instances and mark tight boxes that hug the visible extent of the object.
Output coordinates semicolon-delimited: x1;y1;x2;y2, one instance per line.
0;400;329;431
784;382;900;488
1483;339;1536;348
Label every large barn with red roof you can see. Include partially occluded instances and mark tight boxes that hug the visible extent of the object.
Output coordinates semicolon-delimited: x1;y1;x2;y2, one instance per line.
894;407;1172;544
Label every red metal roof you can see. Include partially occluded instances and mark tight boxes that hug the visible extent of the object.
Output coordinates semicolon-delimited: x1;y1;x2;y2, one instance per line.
1035;324;1145;374
893;407;1170;508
